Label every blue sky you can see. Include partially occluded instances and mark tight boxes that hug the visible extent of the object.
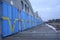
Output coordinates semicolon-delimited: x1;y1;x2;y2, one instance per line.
29;0;60;21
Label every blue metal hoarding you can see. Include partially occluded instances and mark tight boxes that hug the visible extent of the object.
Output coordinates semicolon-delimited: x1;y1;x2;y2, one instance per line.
25;13;29;29
20;11;27;31
12;6;19;33
1;0;43;38
36;19;38;25
2;20;12;37
2;2;8;17
33;17;35;27
2;2;19;37
35;19;37;26
34;18;36;26
31;16;33;27
32;16;34;27
27;14;31;28
2;2;12;37
7;3;12;20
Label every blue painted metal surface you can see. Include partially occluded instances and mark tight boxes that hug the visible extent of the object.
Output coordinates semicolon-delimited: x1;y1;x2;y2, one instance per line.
28;15;32;28
33;17;35;27
2;2;8;17
32;16;34;27
2;2;12;37
2;2;19;37
7;4;12;19
2;20;12;37
20;11;27;31
14;21;19;33
12;6;19;33
25;13;29;29
1;1;43;38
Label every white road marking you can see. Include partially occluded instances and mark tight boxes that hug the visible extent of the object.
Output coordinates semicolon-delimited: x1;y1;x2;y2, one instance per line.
46;24;57;32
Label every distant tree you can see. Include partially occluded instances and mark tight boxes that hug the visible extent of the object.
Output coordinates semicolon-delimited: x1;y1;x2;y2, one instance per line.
55;19;60;23
45;19;60;23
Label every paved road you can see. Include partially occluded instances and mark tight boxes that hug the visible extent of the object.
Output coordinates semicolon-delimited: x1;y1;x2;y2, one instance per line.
2;24;60;40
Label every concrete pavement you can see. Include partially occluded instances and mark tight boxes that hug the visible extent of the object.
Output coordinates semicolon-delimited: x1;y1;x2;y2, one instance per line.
2;24;60;40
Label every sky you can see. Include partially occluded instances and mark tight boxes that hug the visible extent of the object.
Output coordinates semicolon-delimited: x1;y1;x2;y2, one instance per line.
29;0;60;21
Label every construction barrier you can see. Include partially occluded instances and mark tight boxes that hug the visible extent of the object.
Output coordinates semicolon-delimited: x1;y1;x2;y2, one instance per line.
1;1;43;37
2;2;19;37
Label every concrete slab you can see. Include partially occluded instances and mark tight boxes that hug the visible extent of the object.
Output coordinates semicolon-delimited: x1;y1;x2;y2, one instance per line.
2;24;60;40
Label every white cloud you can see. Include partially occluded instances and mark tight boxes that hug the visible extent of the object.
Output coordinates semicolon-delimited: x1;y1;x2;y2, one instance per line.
29;0;60;21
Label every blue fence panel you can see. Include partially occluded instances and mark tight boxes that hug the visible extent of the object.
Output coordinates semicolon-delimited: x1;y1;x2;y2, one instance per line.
30;16;32;28
2;2;8;17
7;4;12;19
21;22;26;31
2;20;8;37
37;19;39;25
2;2;12;37
37;19;38;25
25;13;29;29
2;2;19;37
20;11;27;31
12;6;19;33
34;18;36;26
14;21;19;33
31;16;32;27
38;21;39;25
2;20;12;37
27;14;31;28
32;16;34;27
35;19;37;26
12;7;16;20
35;18;37;26
21;11;27;20
33;17;35;27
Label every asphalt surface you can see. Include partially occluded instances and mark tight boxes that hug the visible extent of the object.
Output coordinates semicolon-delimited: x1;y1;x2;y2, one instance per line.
2;24;60;40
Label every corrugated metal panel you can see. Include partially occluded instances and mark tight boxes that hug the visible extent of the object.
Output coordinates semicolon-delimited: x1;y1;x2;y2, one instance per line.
12;6;17;20
2;2;12;37
0;2;2;39
2;20;12;37
14;21;19;33
20;11;27;31
12;7;19;33
2;2;19;37
35;19;37;26
31;16;32;27
34;18;36;26
7;4;12;19
28;14;32;28
25;13;28;29
32;16;34;27
0;3;1;17
2;2;8;17
33;17;35;26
